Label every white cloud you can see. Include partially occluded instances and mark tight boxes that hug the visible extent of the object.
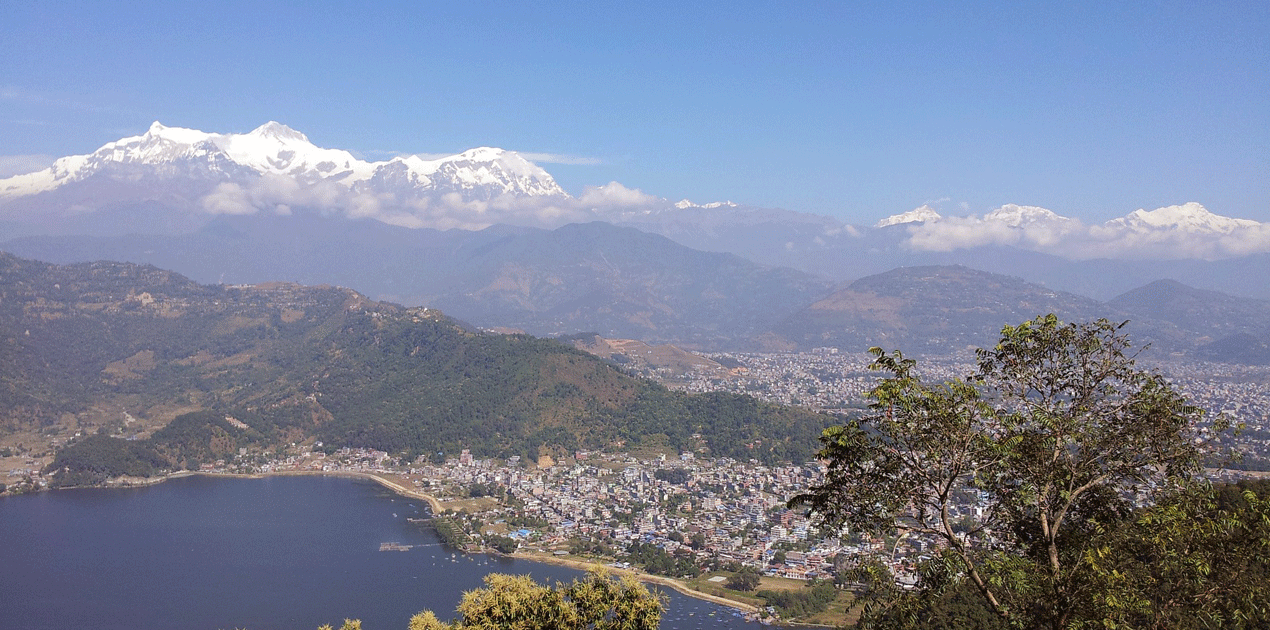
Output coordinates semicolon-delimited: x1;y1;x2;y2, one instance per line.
0;154;55;178
1074;220;1270;260
196;174;600;231
905;215;1024;251
899;203;1270;260
200;182;260;215
578;181;660;208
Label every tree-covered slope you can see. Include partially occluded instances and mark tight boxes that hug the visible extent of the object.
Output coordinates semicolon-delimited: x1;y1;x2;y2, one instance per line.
0;253;831;484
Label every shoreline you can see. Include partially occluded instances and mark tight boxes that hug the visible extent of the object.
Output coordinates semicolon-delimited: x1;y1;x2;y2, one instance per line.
26;468;828;624
158;469;446;514
67;469;773;620
509;551;761;615
303;472;770;618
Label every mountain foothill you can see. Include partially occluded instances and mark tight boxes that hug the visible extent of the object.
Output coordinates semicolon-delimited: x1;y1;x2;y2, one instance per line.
0;252;835;485
2;122;1269;480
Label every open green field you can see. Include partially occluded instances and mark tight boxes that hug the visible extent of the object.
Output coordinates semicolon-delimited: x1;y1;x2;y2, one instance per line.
684;571;857;626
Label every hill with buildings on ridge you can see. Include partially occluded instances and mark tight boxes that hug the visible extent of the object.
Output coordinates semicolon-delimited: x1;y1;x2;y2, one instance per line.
0;253;833;486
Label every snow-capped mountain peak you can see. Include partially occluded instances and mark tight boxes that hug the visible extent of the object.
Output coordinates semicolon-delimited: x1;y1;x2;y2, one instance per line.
983;204;1074;228
135;121;215;147
0;122;569;204
216;122;368;179
876;205;941;227
448;146;507;162
385;147;565;198
1105;202;1259;234
673;199;738;210
248;121;309;142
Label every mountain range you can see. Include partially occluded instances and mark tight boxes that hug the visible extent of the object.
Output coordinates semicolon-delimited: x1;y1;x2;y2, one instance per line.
1;121;1268;359
1;217;835;347
0;121;566;237
3;121;1265;265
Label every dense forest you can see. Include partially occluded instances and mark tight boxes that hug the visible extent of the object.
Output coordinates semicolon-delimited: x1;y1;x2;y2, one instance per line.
0;253;833;485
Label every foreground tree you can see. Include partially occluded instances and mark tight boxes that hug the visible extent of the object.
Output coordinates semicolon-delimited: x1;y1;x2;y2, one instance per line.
404;569;663;630
789;315;1258;629
1077;483;1270;629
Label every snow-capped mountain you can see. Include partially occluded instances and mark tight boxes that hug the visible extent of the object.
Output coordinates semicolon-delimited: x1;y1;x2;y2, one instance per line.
1;121;1265;269
876;204;942;227
362;146;566;199
673;199;738;210
879;201;1263;237
1102;202;1260;234
0;121;566;210
983;203;1076;229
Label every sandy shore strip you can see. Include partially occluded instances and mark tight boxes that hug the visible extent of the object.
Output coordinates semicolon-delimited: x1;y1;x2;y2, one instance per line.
511;551;760;615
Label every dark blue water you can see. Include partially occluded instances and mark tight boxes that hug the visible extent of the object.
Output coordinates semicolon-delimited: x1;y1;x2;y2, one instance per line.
0;475;754;630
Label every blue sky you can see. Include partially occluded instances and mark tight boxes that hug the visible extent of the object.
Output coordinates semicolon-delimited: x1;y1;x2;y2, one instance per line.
3;0;1267;224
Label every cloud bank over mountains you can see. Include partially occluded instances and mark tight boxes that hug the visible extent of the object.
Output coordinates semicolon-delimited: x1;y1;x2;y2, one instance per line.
1;121;1266;261
888;202;1268;260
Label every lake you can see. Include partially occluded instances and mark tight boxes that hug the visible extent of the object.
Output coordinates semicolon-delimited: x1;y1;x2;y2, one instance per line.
0;475;758;630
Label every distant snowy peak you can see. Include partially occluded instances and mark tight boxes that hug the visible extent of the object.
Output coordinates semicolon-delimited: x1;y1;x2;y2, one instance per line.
249;121;310;142
1104;202;1260;233
1;122;230;197
397;147;565;198
674;199;739;210
983;204;1075;228
879;202;1261;234
218;122;371;180
0;122;568;202
876;205;941;227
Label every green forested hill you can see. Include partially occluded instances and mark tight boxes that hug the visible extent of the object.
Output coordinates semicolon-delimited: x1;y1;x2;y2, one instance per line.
0;253;831;484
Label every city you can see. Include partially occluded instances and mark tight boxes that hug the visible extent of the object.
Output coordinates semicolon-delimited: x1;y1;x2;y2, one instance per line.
4;347;1268;624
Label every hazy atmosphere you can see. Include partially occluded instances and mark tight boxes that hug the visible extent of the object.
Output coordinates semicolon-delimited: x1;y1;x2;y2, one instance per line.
3;3;1270;630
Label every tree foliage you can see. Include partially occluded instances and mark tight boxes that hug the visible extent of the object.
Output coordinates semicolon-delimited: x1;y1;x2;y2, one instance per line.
44;434;168;487
1075;484;1270;629
789;315;1261;629
401;569;663;630
725;566;762;592
757;580;837;618
623;541;700;578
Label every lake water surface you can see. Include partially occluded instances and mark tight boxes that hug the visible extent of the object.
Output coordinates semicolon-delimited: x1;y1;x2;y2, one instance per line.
0;475;757;630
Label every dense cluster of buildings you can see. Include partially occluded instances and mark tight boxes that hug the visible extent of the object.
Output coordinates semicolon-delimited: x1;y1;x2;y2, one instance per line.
673;351;1270;468
205;444;969;585
7;347;1267;588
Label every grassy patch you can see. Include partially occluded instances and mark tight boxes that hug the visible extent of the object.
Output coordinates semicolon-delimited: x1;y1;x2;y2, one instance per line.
682;572;765;607
757;575;808;591
802;590;860;627
445;497;499;513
